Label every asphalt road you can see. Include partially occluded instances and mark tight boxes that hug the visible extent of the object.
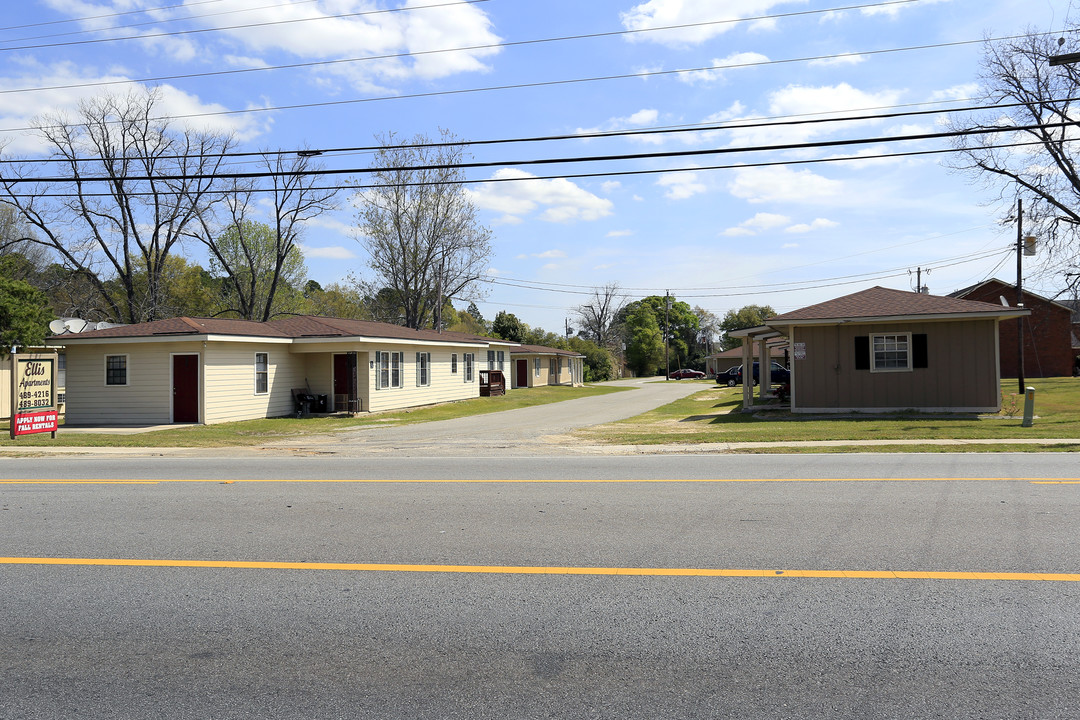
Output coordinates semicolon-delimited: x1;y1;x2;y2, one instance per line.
2;453;1078;719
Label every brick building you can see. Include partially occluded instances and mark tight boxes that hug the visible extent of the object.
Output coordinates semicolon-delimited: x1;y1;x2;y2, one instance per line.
950;279;1074;378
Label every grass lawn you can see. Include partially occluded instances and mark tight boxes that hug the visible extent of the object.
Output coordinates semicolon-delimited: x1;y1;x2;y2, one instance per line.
0;384;629;448
574;377;1080;449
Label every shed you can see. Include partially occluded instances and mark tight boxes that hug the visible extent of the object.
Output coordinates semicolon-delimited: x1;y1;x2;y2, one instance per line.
730;286;1029;413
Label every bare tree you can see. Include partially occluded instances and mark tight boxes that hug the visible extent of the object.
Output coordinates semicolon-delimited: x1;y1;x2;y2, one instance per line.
0;88;235;323
353;130;493;330
574;282;627;348
194;150;338;321
948;27;1080;286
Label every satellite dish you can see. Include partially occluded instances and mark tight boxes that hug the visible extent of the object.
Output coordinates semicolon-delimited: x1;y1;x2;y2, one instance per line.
95;321;124;330
83;322;98;332
63;318;87;333
1000;296;1009;307
48;319;67;334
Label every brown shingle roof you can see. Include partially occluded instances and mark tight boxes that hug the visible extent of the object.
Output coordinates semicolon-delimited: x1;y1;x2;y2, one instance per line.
49;316;290;340
511;344;584;357
51;315;489;345
768;286;1024;323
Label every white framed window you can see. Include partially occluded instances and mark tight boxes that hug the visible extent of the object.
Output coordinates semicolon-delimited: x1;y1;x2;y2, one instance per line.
451;353;458;374
497;350;505;370
487;350;496;370
464;353;475;382
254;352;269;394
534;358;541;377
105;354;128;386
871;333;911;372
377;351;403;389
415;352;430;386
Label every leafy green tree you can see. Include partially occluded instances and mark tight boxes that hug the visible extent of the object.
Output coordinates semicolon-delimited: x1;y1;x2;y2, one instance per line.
567;336;616;382
492;310;527;343
718;304;776;351
622;303;664;376
466;302;487;329
617;295;699;372
209;220;308;320
0;275;54;354
303;282;369;320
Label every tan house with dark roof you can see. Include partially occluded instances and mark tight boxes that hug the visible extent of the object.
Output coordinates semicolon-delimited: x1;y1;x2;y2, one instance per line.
730;286;1028;413
51;316;494;426
509;345;585;389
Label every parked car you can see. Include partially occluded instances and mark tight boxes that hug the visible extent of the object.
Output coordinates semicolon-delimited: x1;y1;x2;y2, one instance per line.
721;362;790;387
669;368;706;380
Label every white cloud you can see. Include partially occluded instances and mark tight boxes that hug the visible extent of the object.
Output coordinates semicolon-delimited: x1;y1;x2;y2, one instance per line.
728;166;843;204
0;67;269;153
721;212;791;236
607;230;634;238
657;170;707;200
601;181;622;193
679;52;770;85
782;242;799;248
785;218;839;233
298;244;357;260
534;249;567;259
621;0;804;46
468;169;613;223
577;109;662;143
808;53;865;67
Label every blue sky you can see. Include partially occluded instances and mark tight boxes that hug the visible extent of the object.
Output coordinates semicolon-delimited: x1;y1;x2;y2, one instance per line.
0;0;1070;334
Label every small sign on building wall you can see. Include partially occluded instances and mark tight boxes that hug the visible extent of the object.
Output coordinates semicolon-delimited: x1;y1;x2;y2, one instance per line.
793;342;807;360
9;352;58;440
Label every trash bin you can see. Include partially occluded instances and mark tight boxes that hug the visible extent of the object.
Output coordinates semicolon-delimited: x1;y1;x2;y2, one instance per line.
314;394;328;413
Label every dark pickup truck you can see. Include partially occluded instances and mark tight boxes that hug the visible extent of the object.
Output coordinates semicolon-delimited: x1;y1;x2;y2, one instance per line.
721;361;790;387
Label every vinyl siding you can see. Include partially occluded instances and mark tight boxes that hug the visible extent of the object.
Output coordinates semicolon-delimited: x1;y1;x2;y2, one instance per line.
791;319;1000;411
203;343;306;424
63;342;200;425
368;344;479;412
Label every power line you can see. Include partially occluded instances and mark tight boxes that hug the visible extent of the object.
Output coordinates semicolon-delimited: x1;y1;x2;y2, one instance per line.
2;29;1061;134
0;92;1054;167
483;247;1011;298
2;0;323;41
1;137;1061;199
0;0;921;96
0;120;1068;185
0;0;491;52
0;0;227;33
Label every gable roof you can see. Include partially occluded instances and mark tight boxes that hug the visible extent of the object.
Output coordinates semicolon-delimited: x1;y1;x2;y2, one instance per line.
50;315;489;347
949;278;1074;313
766;286;1028;325
511;344;585;357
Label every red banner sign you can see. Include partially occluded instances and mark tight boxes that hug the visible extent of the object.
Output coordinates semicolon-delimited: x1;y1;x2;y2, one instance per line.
13;411;58;437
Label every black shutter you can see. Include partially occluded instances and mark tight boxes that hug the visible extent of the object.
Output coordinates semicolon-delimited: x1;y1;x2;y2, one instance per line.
912;334;928;368
854;336;870;370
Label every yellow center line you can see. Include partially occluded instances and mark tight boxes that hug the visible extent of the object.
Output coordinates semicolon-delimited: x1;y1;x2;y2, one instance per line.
1;477;1078;485
0;480;160;485
0;556;1076;581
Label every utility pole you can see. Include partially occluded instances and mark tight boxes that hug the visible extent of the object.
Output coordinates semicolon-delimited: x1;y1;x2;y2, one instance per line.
664;290;671;380
1016;199;1025;394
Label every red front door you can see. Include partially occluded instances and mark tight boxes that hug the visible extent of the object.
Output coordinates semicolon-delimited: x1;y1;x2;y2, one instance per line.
173;354;199;423
516;359;528;388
